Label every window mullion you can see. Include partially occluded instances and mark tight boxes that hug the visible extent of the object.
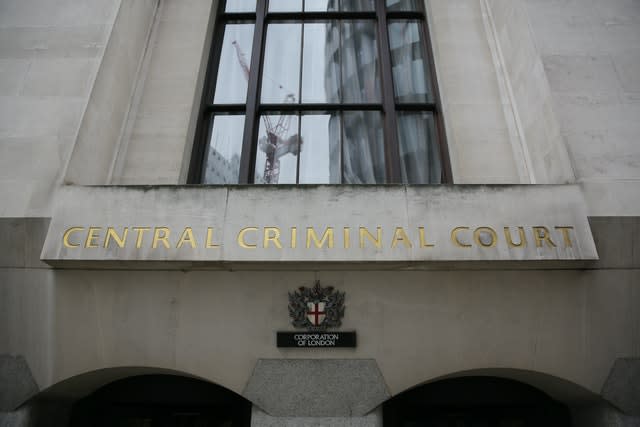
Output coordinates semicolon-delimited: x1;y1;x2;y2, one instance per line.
187;1;228;184
239;0;268;184
375;0;402;184
296;9;305;184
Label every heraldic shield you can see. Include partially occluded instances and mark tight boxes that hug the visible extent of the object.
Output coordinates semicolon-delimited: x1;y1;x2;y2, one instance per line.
288;281;345;331
307;301;326;326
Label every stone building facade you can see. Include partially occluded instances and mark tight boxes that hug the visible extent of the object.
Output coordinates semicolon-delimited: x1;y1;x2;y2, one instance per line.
0;0;639;426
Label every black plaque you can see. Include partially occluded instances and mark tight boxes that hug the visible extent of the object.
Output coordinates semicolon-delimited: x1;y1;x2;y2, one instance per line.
277;332;357;348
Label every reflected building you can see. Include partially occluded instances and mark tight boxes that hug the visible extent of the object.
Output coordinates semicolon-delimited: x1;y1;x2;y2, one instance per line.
203;149;241;185
323;0;440;184
324;1;384;184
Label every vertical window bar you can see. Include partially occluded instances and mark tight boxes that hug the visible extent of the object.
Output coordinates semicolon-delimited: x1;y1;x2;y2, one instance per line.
296;12;305;183
375;0;401;183
338;16;344;104
338;17;345;183
339;114;344;184
239;0;268;184
417;9;452;183
188;0;228;184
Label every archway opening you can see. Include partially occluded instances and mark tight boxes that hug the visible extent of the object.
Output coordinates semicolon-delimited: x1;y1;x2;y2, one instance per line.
69;374;251;427
384;376;571;427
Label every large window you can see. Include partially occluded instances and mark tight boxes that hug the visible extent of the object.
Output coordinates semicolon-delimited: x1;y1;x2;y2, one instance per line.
189;0;450;185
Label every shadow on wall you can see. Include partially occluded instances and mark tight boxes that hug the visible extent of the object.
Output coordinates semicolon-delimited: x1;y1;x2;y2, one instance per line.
382;368;640;427
12;367;251;427
384;375;573;426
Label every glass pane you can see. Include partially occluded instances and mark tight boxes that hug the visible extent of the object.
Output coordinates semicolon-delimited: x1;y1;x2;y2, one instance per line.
225;0;256;12
261;24;302;103
303;0;373;11
342;111;385;183
299;114;341;183
302;22;340;103
341;21;381;103
202;115;245;184
254;115;300;184
397;112;441;184
386;0;423;11
269;0;303;12
213;24;255;104
388;21;432;103
340;0;375;11
304;0;332;11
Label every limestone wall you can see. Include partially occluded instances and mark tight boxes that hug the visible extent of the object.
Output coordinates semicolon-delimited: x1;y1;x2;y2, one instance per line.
525;0;640;215
0;0;119;217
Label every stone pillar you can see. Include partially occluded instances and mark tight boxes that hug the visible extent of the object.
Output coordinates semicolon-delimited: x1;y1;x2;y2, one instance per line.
571;358;640;427
0;400;72;427
0;355;39;414
0;355;72;427
0;406;32;427
602;359;640;417
250;406;382;427
571;403;640;427
243;359;389;426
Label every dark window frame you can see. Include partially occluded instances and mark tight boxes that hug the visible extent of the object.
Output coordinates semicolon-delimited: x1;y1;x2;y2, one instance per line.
188;0;452;184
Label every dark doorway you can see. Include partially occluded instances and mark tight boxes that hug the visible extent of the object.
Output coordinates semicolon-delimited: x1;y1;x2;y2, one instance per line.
384;376;572;427
69;375;251;427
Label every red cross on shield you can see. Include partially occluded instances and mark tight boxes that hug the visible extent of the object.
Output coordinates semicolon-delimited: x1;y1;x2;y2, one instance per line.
307;301;326;326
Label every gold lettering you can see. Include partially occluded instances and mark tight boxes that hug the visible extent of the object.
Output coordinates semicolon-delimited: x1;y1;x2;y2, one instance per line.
418;227;435;248
263;227;283;249
391;227;413;249
306;227;334;249
63;227;84;248
504;226;526;248
238;227;258;249
474;227;497;248
205;227;220;249
533;226;557;248
555;226;575;248
84;227;102;248
451;227;472;248
343;227;351;249
152;227;171;249
359;227;382;249
104;227;128;248
133;227;151;249
177;227;198;249
291;227;297;249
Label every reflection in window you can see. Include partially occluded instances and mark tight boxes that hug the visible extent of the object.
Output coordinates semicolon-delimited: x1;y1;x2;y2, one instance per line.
340;21;381;103
397;112;441;184
386;0;423;11
299;115;340;184
225;0;256;13
388;21;432;103
303;0;331;12
202;115;245;184
213;24;255;104
261;24;302;103
343;111;385;184
193;1;446;185
255;115;300;184
302;23;339;103
269;0;303;12
272;0;375;12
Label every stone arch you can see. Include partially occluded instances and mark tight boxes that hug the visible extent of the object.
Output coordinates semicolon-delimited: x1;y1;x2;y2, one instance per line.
382;368;606;427
22;367;252;427
392;368;600;406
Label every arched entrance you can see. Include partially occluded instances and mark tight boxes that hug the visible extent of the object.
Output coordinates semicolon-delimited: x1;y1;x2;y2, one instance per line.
69;374;251;427
383;376;571;427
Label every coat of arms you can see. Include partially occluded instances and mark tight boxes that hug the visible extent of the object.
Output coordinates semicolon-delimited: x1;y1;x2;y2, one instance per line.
288;281;345;331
